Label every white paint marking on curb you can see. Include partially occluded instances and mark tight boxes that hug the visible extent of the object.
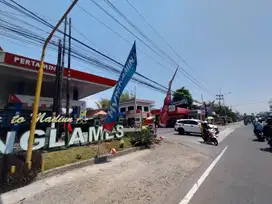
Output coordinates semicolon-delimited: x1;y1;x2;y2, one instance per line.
179;145;228;204
217;127;235;143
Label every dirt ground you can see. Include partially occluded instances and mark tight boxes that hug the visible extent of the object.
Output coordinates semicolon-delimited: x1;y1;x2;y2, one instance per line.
3;138;208;204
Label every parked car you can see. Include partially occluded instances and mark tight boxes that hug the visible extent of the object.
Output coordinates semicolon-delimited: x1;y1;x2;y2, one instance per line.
174;119;219;135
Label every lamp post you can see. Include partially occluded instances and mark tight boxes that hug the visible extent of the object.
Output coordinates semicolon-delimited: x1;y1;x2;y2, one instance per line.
25;0;79;170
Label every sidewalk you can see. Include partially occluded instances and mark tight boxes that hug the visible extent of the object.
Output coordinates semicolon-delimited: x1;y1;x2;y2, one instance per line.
1;139;208;204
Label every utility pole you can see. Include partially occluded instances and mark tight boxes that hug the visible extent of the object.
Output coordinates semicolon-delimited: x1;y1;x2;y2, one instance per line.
201;94;208;119
55;40;63;139
216;89;224;116
53;40;62;115
59;17;68;111
134;85;137;128
65;17;72;146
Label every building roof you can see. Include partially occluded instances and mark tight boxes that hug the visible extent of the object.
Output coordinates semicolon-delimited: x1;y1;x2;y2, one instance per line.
120;98;155;105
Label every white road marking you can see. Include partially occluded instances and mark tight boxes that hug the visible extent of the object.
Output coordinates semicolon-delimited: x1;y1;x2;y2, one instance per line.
179;145;228;204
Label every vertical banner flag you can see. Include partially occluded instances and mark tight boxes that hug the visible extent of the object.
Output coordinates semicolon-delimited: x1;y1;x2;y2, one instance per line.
159;68;178;127
104;42;137;132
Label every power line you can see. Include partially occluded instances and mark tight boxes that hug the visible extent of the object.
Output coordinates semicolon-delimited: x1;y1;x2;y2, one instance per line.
125;0;212;88
104;0;177;67
89;0;177;68
0;13;168;94
231;100;269;107
4;0;171;93
2;0;211;98
102;0;210;91
73;3;175;75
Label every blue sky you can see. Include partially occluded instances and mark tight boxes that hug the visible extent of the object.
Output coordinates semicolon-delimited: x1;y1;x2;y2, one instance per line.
1;0;272;114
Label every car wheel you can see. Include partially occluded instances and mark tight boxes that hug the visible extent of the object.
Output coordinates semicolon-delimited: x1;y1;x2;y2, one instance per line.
178;128;185;135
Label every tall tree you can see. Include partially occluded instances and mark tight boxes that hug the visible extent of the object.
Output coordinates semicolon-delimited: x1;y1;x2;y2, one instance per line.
173;87;193;108
95;98;110;109
213;104;237;122
120;90;135;102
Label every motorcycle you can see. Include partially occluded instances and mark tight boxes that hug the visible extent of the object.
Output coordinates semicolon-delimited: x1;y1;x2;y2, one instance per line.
203;128;219;146
253;124;265;141
254;130;265;141
267;137;272;148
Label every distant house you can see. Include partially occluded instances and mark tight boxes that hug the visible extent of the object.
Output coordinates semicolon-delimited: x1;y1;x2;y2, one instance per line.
119;98;155;127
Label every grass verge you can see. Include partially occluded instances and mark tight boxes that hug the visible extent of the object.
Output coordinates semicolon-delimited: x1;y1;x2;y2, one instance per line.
43;137;132;171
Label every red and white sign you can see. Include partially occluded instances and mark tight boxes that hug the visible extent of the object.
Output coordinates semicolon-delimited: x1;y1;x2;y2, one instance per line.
4;53;56;73
1;52;116;87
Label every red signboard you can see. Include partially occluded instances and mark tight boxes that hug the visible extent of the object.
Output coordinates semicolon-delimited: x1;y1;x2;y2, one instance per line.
2;52;116;87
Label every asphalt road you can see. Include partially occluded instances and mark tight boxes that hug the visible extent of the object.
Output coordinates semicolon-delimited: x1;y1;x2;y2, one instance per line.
184;124;272;204
157;125;233;157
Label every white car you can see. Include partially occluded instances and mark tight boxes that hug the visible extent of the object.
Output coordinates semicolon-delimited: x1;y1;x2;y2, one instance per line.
174;119;202;135
174;119;219;135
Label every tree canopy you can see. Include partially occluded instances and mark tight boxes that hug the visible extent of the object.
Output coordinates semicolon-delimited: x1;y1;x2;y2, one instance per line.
95;98;110;109
120;90;135;102
212;104;237;122
173;87;193;108
95;91;135;109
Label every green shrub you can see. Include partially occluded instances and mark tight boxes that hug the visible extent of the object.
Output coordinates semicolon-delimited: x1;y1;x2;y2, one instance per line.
130;128;155;148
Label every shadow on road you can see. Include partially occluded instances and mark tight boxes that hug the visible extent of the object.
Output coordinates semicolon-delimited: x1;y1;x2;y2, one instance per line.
198;141;214;146
252;138;265;142
174;133;202;137
158;130;176;135
260;148;272;153
260;147;272;153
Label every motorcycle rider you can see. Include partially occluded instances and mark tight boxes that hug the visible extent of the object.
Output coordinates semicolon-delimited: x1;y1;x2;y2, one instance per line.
254;118;264;135
263;116;272;146
202;121;211;142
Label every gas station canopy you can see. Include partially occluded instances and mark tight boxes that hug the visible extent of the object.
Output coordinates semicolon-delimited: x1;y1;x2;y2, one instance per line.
0;51;116;109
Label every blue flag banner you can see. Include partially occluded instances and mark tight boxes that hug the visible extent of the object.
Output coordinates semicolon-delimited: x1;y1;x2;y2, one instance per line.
103;42;137;132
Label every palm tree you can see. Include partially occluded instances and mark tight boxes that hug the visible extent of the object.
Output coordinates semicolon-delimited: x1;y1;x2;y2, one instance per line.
120;90;135;102
95;98;110;109
95;91;135;109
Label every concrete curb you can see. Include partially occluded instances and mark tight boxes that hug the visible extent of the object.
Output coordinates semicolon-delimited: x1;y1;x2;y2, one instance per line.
36;147;140;181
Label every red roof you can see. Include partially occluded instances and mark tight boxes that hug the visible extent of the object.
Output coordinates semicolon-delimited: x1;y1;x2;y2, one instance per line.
168;107;189;116
151;108;189;116
151;109;160;115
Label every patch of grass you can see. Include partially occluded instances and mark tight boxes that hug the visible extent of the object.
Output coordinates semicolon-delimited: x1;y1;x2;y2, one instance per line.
43;137;132;171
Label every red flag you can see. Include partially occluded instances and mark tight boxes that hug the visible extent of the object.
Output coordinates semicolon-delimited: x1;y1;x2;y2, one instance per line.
159;68;178;127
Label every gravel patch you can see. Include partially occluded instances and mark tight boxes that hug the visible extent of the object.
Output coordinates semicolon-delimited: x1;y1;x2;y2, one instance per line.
9;138;208;204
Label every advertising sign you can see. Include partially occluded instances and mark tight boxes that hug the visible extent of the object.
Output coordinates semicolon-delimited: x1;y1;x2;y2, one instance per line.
0;125;124;154
104;42;137;132
168;105;176;112
159;68;178;127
